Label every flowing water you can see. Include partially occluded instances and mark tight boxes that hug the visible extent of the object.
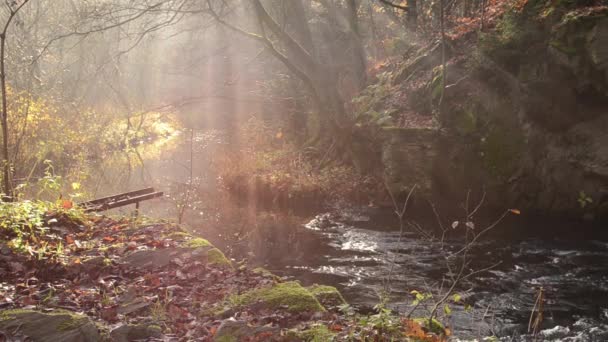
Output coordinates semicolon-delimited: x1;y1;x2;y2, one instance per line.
246;209;608;341
100;128;608;341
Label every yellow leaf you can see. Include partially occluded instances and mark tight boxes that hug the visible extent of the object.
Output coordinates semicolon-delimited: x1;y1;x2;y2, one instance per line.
509;209;521;215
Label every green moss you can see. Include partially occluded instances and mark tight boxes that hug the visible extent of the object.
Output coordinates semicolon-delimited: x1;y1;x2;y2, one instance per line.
185;237;211;248
299;324;336;342
57;316;89;331
0;309;33;321
215;335;237;342
148;324;162;332
207;248;231;266
230;281;325;313
307;285;346;308
429;66;444;100
166;231;193;240
0;309;88;331
549;39;577;56
454;108;477;135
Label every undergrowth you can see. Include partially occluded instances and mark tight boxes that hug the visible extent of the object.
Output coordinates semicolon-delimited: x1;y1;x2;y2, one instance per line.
216;118;382;209
0;200;90;261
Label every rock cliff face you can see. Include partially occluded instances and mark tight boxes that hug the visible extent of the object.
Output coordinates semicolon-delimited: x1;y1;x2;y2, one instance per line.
378;3;608;220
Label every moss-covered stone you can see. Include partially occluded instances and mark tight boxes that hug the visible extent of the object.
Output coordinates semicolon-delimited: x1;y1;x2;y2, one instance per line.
0;309;100;342
122;234;232;269
230;281;325;313
186;237;211;248
207;248;231;266
252;267;281;281
165;231;193;240
307;285;346;308
213;318;277;342
110;323;163;342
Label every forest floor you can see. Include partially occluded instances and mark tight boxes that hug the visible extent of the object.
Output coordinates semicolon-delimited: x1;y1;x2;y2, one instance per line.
0;204;448;341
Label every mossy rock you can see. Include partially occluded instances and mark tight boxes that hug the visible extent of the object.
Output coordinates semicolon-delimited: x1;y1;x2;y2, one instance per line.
207;248;231;266
165;231;194;240
230;281;325;313
121;236;230;269
307;285;346;309
252;267;281;281
185;237;211;248
0;309;100;342
213;318;277;342
110;323;162;342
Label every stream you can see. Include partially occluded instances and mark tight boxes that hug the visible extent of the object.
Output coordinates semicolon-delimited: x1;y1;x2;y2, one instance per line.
250;209;608;341
93;128;608;341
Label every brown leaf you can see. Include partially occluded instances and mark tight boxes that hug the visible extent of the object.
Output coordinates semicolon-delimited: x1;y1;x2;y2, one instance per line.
100;304;119;322
168;303;189;319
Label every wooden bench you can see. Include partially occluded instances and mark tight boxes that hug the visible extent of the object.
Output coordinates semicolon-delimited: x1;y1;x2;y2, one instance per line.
79;187;164;212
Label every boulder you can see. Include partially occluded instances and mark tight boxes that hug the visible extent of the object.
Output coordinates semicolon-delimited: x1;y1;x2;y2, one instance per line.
0;309;100;342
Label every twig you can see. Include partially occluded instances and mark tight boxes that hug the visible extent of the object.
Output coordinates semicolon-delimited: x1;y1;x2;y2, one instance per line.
384;183;417;293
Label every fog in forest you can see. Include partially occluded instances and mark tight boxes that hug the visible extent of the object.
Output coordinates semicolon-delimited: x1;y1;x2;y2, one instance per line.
1;1;607;341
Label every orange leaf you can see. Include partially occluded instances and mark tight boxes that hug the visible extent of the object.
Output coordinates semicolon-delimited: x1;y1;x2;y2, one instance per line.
403;319;427;339
330;324;343;332
61;200;73;209
103;236;115;242
509;209;521;215
73;258;81;264
66;235;75;245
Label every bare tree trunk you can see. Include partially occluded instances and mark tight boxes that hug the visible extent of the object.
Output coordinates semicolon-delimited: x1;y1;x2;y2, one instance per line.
345;0;367;89
438;0;447;116
0;0;31;200
480;0;486;31
407;0;417;29
0;33;10;198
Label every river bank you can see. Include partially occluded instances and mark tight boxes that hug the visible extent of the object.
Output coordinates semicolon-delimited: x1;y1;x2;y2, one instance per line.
0;202;450;341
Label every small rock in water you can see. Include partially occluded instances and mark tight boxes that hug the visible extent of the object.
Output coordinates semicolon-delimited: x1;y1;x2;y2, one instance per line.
541;325;570;339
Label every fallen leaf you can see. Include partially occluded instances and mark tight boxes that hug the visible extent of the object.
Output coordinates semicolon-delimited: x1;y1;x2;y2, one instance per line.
100;305;119;322
330;324;343;331
61;200;73;209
